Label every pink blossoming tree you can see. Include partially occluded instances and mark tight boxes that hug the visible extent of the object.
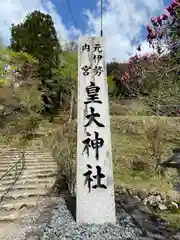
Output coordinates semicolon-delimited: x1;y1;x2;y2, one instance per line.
121;0;180;114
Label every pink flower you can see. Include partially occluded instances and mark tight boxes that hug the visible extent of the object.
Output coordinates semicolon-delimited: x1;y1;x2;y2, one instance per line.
166;4;173;12
147;37;153;45
121;71;130;82
151;17;157;23
124;72;129;77
172;0;180;7
159;33;163;39
166;4;172;10
121;76;128;82
147;32;157;40
135;54;139;60
146;25;153;33
161;13;168;20
157;16;162;25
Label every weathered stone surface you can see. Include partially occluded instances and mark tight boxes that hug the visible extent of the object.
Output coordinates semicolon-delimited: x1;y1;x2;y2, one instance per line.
3;192;179;240
137;189;149;200
158;203;167;210
115;185;180;212
76;37;116;225
143;194;162;206
7;197;61;240
127;187;138;196
115;192;177;240
167;190;180;202
172;232;180;240
0;142;58;239
139;237;154;240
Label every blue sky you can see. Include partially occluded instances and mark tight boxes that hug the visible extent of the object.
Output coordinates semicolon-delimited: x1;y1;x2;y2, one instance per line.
55;0;171;35
53;0;97;34
0;0;173;61
54;0;172;39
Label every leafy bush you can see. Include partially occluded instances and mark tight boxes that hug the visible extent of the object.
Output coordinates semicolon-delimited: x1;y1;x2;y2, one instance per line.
44;121;77;195
119;1;180;107
0;46;43;147
10;10;61;82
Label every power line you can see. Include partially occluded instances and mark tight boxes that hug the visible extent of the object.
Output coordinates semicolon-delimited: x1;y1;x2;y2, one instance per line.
65;0;103;38
65;0;78;30
100;0;103;37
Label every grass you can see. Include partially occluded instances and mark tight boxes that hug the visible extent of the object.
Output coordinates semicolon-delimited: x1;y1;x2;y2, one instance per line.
111;115;180;188
42;100;180;227
109;113;180;228
45;112;180;197
160;212;180;230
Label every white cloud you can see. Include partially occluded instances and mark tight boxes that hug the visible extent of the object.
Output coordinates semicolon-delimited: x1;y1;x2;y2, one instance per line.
0;0;167;62
0;0;71;47
83;0;166;62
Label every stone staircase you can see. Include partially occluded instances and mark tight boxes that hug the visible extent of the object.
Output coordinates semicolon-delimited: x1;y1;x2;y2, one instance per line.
0;141;58;239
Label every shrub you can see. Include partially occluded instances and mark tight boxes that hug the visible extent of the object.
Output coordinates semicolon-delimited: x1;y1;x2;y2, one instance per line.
44;121;76;195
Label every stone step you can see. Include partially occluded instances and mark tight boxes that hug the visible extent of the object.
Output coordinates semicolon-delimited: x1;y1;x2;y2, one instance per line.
0;208;28;222
24;155;53;159
0;165;57;172
0;156;54;162
0;182;54;192
0;151;52;156
0;152;21;156
0;189;49;200
0;161;56;167
1;171;57;181
21;168;57;174
1;169;57;179
0;196;58;211
0;222;19;240
0;176;56;186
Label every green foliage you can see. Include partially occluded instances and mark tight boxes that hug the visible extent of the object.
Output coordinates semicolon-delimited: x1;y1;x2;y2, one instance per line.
140;8;180;107
107;75;116;95
11;51;38;64
0;47;43;147
44;122;76;195
0;78;7;85
168;7;180;53
58;51;77;86
107;8;180;104
10;10;61;82
0;46;38;84
49;51;78;108
143;9;180;106
107;61;133;97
